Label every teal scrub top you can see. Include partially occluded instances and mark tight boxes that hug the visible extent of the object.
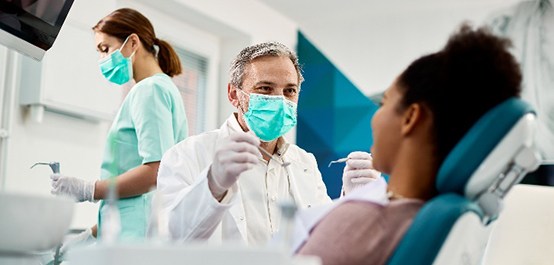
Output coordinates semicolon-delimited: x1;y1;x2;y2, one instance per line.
97;73;188;241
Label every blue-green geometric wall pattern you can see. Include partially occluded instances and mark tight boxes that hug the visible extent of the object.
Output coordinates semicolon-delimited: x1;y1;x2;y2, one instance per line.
297;31;379;199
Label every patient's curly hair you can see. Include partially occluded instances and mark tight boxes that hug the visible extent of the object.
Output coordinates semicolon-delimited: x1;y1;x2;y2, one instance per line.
396;23;522;165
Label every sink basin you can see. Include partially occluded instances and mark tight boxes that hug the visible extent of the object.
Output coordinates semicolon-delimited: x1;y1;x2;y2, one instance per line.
0;192;74;253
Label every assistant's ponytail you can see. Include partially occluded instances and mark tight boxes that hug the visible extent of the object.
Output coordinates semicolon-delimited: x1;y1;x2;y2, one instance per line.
155;38;182;77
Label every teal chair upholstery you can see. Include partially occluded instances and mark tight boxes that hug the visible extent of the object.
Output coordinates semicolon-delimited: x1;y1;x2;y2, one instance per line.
387;98;541;265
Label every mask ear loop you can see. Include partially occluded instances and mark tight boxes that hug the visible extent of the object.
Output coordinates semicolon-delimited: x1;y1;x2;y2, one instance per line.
236;88;250;116
120;35;138;59
236;88;264;142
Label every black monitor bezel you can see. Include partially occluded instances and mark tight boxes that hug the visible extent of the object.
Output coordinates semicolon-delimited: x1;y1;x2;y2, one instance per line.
0;0;74;51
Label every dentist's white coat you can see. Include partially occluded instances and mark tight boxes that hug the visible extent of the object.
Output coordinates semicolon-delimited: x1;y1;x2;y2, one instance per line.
157;114;331;244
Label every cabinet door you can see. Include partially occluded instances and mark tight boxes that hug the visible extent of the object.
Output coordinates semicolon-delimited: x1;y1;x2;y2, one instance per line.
43;20;121;120
19;1;121;121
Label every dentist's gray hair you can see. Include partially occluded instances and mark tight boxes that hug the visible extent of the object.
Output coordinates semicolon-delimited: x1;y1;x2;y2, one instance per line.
229;41;304;88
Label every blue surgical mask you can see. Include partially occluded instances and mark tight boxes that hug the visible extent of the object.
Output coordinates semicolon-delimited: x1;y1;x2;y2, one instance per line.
238;89;297;142
99;36;135;85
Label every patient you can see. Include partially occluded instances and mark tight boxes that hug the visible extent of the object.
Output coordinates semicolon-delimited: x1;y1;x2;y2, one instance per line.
296;24;523;265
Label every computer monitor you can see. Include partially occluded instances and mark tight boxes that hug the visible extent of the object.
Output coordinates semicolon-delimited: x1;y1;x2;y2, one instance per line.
0;0;74;60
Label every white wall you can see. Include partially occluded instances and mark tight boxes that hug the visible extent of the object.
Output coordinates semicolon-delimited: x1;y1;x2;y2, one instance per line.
263;0;524;96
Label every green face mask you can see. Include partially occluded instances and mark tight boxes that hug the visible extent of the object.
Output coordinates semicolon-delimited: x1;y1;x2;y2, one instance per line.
98;36;135;85
239;89;297;142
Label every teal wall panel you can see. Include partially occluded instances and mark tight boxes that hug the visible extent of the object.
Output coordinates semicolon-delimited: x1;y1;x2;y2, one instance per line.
297;31;379;198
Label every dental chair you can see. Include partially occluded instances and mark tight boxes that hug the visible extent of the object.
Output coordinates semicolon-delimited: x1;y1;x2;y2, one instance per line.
387;98;541;265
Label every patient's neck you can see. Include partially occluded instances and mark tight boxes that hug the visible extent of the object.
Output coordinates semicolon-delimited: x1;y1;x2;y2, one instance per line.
387;140;438;201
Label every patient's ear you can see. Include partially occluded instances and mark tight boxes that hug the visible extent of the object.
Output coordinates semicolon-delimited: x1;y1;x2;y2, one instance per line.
401;103;428;136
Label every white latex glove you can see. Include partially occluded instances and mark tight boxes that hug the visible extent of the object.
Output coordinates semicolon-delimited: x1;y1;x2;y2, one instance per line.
208;132;261;198
342;151;381;195
58;228;95;259
50;174;96;202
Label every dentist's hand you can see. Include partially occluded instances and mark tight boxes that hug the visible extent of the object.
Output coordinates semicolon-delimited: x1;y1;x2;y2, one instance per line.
342;151;381;195
208;132;261;199
50;174;96;202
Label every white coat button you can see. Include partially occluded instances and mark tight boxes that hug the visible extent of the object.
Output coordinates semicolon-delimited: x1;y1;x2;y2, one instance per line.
271;196;277;201
239;216;245;221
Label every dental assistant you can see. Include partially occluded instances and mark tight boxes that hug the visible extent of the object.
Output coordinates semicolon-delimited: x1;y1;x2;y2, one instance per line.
50;8;188;243
157;42;333;245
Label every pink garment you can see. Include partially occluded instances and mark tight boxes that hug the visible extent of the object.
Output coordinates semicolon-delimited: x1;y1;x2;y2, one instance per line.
297;199;423;265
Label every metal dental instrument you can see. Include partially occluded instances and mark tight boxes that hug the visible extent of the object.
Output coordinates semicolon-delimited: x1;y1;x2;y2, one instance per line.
258;146;291;167
328;157;349;167
328;153;373;167
30;161;60;174
30;161;63;264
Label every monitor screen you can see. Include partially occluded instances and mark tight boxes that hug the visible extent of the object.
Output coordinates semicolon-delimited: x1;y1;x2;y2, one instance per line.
0;0;74;60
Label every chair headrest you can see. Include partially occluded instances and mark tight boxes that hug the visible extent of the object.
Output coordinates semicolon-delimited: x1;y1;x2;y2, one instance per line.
436;98;535;196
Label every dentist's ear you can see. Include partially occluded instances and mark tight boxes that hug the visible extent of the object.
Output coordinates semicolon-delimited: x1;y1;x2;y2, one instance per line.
228;84;240;108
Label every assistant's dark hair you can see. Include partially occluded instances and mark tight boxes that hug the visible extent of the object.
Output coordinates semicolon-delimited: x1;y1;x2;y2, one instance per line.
396;24;522;165
93;8;182;77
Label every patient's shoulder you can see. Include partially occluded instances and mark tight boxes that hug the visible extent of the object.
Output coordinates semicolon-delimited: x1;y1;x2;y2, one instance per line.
298;200;424;265
327;199;423;230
